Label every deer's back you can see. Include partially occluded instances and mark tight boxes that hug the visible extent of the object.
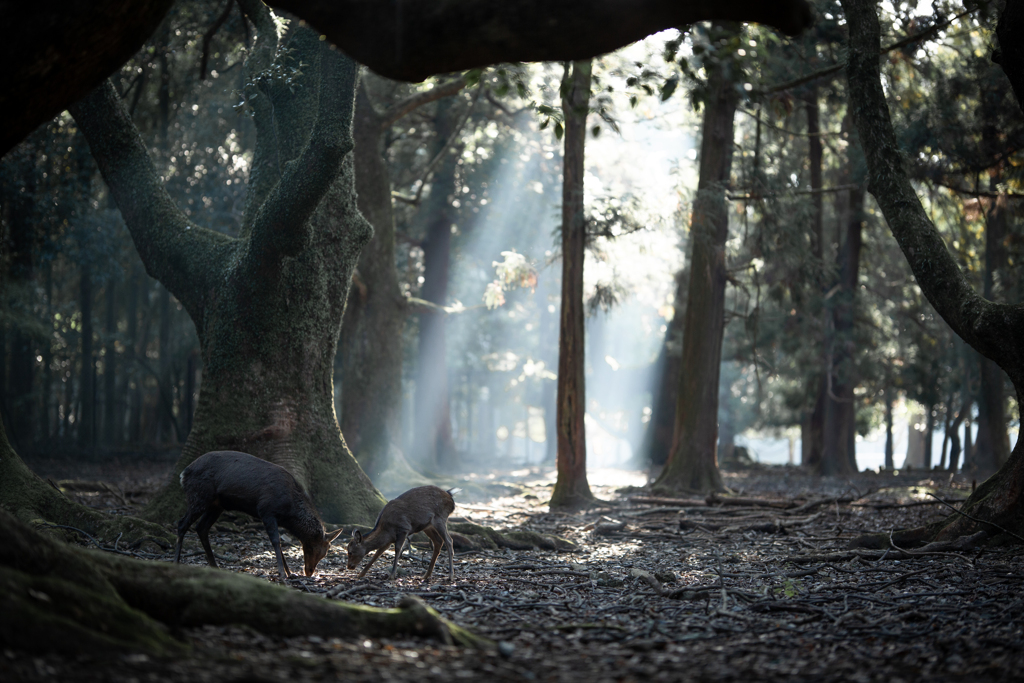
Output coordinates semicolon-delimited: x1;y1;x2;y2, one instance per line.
183;450;305;519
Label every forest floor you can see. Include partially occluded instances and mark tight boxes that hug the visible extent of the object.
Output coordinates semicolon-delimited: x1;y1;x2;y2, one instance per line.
5;456;1024;682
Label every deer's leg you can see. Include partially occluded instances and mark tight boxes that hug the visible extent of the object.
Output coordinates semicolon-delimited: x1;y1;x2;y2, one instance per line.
422;527;444;584
358;545;389;578
434;517;456;582
174;508;200;564
389;532;409;580
194;508;223;568
262;517;292;579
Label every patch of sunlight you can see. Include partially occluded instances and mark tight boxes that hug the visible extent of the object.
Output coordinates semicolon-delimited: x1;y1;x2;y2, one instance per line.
588;468;647;488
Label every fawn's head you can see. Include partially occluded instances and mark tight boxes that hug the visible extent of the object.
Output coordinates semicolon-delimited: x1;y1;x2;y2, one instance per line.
346;529;368;571
301;528;343;576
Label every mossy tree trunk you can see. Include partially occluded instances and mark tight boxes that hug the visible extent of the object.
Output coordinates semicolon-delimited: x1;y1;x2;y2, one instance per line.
654;34;739;494
550;59;595;510
842;0;1024;542
68;3;384;524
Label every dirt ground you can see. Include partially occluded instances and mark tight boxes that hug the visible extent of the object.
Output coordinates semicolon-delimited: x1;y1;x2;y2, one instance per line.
4;456;1023;682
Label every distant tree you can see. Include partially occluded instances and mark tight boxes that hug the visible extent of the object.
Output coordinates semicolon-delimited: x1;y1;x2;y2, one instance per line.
654;26;741;494
550;59;596;509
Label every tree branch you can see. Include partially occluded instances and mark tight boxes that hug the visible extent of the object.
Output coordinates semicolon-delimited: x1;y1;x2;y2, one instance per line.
380;78;468;130
199;0;236;81
69;81;233;327
759;5;978;95
241;44;358;273
399;83;483;207
269;0;813;82
3;0;811;156
237;0;282;235
840;0;1024;382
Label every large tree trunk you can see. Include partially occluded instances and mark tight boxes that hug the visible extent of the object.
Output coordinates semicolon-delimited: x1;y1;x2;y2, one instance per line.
802;86;826;473
654;35;739;494
1;0;814;157
973;185;1012;473
550;59;595;510
68;15;384;525
411;99;462;473
641;269;686;468
819;182;865;476
340;82;410;480
842;0;1024;544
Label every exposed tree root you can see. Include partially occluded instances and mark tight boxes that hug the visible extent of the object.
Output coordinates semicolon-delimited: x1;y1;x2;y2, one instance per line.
0;506;489;655
447;521;577;552
0;447;173;548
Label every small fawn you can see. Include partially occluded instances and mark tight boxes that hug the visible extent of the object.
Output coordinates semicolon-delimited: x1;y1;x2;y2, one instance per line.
346;485;459;583
174;450;343;579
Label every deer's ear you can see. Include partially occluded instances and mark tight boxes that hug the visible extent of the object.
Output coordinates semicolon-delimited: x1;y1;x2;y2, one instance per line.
326;528;343;544
352;529;363;543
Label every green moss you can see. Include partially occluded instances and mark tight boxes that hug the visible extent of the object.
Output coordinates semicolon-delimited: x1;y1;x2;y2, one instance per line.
0;566;186;656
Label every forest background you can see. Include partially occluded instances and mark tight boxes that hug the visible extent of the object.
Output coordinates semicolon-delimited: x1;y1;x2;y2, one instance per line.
1;0;1021;505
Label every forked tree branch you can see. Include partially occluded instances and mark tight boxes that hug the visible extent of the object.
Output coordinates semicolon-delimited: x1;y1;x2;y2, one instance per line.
69;81;234;329
380;78;469;130
241;45;358;274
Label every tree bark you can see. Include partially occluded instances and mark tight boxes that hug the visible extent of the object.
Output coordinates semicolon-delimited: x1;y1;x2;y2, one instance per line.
803;86;826;473
1;1;813;158
842;0;1024;543
884;383;894;470
641;270;686;467
270;0;812;82
654;37;739;494
550;59;595;510
69;17;384;524
819;183;865;476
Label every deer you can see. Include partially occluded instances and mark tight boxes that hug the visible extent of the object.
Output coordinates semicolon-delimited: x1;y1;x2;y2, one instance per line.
346;485;459;584
173;450;343;579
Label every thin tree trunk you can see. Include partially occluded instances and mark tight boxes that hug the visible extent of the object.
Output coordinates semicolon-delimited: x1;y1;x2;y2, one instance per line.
654;33;738;494
923;402;935;469
803;85;826;473
78;266;95;450
642;268;686;468
550;59;595;509
104;277;118;444
884;384;894;470
127;267;143;444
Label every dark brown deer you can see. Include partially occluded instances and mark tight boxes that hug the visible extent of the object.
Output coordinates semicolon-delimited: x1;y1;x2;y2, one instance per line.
173;450;343;579
346;485;459;583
